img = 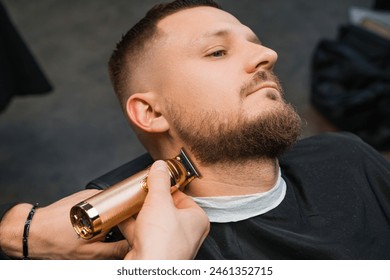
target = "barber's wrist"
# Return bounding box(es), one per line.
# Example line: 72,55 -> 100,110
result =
0,203 -> 34,258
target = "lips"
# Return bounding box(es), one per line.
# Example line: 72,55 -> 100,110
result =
246,82 -> 279,97
240,71 -> 283,98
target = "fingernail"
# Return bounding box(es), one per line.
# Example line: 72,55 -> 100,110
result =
153,160 -> 167,171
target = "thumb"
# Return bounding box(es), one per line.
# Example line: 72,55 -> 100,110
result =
144,160 -> 172,205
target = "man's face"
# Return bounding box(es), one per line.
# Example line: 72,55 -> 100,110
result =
155,7 -> 281,118
147,6 -> 301,164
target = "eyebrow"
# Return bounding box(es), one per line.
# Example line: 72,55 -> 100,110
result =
191,27 -> 262,46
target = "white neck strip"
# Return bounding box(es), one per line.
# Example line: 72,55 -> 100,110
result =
191,169 -> 286,223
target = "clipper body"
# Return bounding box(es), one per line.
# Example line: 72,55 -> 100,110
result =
70,149 -> 200,239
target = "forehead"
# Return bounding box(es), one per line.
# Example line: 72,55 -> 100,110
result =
157,6 -> 246,43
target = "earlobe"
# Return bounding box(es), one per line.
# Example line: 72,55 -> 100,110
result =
126,93 -> 170,133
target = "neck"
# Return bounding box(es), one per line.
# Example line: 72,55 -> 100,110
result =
184,157 -> 279,197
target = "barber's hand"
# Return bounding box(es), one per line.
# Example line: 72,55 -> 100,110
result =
0,190 -> 129,259
119,160 -> 210,260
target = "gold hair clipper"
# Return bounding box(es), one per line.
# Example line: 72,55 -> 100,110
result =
70,149 -> 200,240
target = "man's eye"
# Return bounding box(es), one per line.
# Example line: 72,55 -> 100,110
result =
208,50 -> 227,57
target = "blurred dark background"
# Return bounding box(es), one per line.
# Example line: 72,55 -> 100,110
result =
1,0 -> 388,206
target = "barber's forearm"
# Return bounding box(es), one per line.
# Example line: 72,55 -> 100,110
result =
0,203 -> 33,258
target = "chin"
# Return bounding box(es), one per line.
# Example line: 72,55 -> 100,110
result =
265,91 -> 280,100
245,98 -> 286,118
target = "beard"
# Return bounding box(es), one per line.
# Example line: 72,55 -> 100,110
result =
165,71 -> 302,165
166,100 -> 302,165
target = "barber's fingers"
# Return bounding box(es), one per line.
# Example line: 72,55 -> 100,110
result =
172,189 -> 199,209
173,191 -> 210,237
118,216 -> 136,247
118,161 -> 171,244
144,160 -> 173,206
75,239 -> 130,260
98,239 -> 130,259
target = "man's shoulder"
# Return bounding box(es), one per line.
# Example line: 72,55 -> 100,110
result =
280,132 -> 377,165
289,132 -> 366,153
296,131 -> 364,149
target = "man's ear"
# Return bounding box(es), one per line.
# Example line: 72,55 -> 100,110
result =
126,92 -> 170,133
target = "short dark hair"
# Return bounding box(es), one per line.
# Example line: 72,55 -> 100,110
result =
108,0 -> 222,106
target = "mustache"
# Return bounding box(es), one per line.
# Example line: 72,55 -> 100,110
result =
239,70 -> 284,97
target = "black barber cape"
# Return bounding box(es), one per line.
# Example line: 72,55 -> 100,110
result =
0,132 -> 389,259
196,133 -> 390,259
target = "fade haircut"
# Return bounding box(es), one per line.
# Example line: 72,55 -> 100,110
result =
108,0 -> 222,107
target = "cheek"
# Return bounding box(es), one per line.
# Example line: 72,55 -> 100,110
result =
159,58 -> 243,113
179,67 -> 241,109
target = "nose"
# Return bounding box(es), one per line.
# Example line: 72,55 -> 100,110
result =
245,44 -> 278,73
